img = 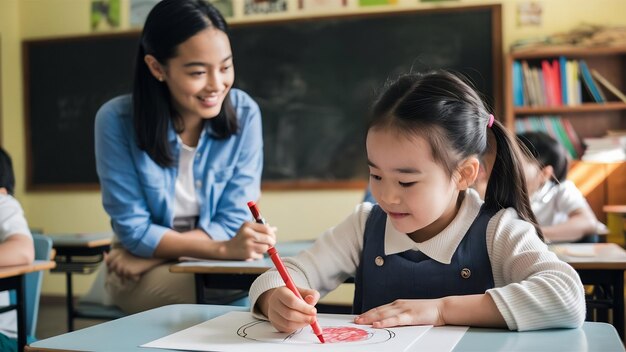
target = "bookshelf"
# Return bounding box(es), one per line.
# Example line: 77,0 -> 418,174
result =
504,45 -> 626,223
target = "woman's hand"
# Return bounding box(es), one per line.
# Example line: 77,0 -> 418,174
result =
258,286 -> 320,333
104,248 -> 166,281
354,298 -> 446,328
221,221 -> 276,260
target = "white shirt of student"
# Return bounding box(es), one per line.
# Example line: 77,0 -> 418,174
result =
173,141 -> 200,231
0,194 -> 32,338
531,180 -> 592,226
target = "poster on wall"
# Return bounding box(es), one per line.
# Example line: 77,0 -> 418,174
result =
517,1 -> 543,27
130,0 -> 160,27
91,0 -> 121,31
130,0 -> 233,28
244,0 -> 288,15
299,0 -> 347,10
358,0 -> 398,6
209,0 -> 234,17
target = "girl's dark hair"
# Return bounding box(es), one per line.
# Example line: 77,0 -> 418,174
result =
0,147 -> 15,195
133,0 -> 237,167
368,70 -> 543,240
517,131 -> 569,182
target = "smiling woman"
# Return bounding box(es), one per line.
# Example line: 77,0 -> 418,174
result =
93,0 -> 276,314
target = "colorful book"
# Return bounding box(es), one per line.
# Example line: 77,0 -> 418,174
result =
512,61 -> 525,106
559,56 -> 568,105
591,69 -> 626,103
535,68 -> 546,106
541,60 -> 554,106
561,118 -> 584,158
551,59 -> 562,106
566,60 -> 576,105
516,116 -> 578,159
521,61 -> 536,106
578,60 -> 605,103
569,60 -> 581,105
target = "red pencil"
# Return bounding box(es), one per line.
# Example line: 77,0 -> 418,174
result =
247,201 -> 325,343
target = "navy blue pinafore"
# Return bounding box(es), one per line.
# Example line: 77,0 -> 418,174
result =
352,205 -> 496,314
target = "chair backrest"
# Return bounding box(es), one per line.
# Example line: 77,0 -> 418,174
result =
16,234 -> 53,340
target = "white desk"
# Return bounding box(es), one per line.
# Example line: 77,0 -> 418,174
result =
27,304 -> 625,352
170,240 -> 314,303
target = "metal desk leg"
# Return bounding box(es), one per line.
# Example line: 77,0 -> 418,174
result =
66,271 -> 74,331
194,274 -> 206,304
16,276 -> 25,352
614,271 -> 624,340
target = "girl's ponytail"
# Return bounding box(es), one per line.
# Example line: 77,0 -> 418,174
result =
484,119 -> 543,240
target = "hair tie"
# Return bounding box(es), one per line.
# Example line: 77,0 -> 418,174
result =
487,114 -> 494,128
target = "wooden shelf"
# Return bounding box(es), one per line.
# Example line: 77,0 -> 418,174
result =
513,102 -> 626,115
510,45 -> 626,59
504,45 -> 626,223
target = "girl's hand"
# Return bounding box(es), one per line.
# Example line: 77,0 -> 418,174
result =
258,286 -> 320,333
354,299 -> 446,328
222,221 -> 276,260
104,248 -> 166,281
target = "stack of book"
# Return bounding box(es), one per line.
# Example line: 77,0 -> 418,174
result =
581,131 -> 626,163
512,57 -> 626,107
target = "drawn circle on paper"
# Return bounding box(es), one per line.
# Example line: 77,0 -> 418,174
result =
237,320 -> 395,345
322,326 -> 369,343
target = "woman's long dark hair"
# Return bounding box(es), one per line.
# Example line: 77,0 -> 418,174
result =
133,0 -> 237,167
368,70 -> 543,240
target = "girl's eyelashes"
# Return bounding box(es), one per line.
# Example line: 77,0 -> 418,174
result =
399,181 -> 416,188
369,174 -> 381,181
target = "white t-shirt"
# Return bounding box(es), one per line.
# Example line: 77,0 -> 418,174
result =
0,194 -> 32,338
531,180 -> 592,226
173,142 -> 200,231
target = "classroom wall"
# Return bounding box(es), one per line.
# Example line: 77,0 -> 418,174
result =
2,0 -> 625,296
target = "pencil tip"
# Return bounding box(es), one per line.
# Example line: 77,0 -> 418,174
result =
318,334 -> 325,343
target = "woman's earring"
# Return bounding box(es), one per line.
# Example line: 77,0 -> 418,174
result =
157,76 -> 164,82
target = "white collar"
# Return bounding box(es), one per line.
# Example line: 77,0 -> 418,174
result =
383,189 -> 483,264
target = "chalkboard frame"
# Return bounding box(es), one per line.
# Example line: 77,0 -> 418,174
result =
22,4 -> 502,191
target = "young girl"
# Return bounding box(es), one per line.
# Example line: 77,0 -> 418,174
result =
95,0 -> 275,314
249,71 -> 585,332
518,131 -> 605,243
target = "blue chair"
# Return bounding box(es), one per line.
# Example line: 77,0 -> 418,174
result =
9,234 -> 53,343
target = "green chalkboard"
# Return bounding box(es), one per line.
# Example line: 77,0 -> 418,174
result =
22,5 -> 501,190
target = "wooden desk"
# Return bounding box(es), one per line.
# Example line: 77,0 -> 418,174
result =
0,260 -> 56,352
170,240 -> 314,304
27,304 -> 624,352
47,232 -> 113,331
551,243 -> 626,339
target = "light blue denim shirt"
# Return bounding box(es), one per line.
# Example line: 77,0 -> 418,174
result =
95,89 -> 263,258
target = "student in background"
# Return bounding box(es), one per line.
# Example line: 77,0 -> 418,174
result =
518,131 -> 604,243
249,71 -> 584,333
95,0 -> 275,314
0,148 -> 34,351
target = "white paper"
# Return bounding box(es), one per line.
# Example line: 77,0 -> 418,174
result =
564,244 -> 597,257
142,311 -> 431,352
